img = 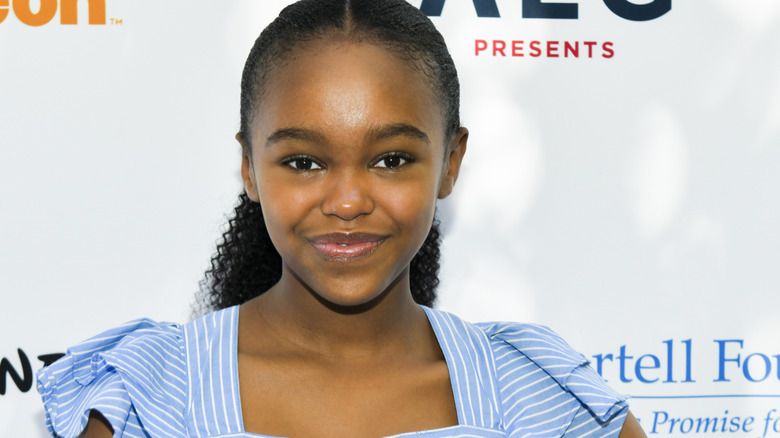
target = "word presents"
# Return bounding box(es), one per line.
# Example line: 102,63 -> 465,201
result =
0,0 -> 105,26
476,40 -> 615,59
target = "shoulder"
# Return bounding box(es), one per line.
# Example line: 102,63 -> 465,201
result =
37,315 -> 188,437
477,320 -> 629,436
423,307 -> 629,437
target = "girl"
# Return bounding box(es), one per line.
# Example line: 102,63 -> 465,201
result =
38,0 -> 645,436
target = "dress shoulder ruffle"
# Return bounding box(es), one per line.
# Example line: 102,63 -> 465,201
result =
36,318 -> 188,437
477,321 -> 628,436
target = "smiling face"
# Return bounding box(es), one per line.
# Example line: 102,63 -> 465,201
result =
240,40 -> 466,309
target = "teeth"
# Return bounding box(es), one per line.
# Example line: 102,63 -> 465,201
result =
338,243 -> 348,247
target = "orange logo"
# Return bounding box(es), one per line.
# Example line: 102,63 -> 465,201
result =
0,0 -> 106,26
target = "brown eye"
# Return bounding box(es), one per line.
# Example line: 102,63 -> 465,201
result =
374,153 -> 413,169
294,158 -> 313,170
284,156 -> 323,171
382,156 -> 402,168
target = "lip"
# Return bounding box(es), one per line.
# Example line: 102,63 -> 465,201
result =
308,232 -> 388,262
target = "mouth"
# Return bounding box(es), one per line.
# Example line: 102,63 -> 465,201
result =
308,232 -> 388,262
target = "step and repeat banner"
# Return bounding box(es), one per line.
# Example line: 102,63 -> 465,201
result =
1,0 -> 779,436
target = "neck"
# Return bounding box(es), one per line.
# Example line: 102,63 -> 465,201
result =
244,268 -> 427,361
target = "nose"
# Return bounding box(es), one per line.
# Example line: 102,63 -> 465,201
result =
320,171 -> 375,221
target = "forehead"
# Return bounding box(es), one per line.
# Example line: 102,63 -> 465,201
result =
251,40 -> 444,147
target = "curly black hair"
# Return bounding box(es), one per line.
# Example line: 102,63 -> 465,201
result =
197,0 -> 460,312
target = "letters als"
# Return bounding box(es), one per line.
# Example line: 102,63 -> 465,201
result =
420,0 -> 671,21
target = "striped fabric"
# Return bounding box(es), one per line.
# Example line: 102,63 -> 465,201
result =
37,306 -> 628,437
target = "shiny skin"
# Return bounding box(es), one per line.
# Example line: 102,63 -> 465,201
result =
240,41 -> 466,310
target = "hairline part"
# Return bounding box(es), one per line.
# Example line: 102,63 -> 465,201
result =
242,34 -> 454,154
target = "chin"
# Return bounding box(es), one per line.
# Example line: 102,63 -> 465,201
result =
305,275 -> 403,313
309,290 -> 385,314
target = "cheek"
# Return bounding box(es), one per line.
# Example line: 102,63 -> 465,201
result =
256,172 -> 319,239
379,178 -> 438,232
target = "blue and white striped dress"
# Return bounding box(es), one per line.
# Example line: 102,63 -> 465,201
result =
37,306 -> 628,437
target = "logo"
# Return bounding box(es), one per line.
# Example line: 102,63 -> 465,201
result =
422,0 -> 673,59
1,348 -> 64,395
421,0 -> 671,21
0,0 -> 107,26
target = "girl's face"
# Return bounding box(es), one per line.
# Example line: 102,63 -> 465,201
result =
241,40 -> 466,308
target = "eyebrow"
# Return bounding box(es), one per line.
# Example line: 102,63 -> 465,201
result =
266,128 -> 327,147
367,123 -> 430,144
265,123 -> 430,147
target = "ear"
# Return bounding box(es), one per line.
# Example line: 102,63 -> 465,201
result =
438,127 -> 468,199
237,132 -> 260,202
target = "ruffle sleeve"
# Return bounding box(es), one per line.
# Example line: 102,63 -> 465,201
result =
36,318 -> 188,437
478,322 -> 628,435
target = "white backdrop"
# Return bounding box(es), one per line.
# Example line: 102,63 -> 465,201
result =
1,0 -> 779,436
